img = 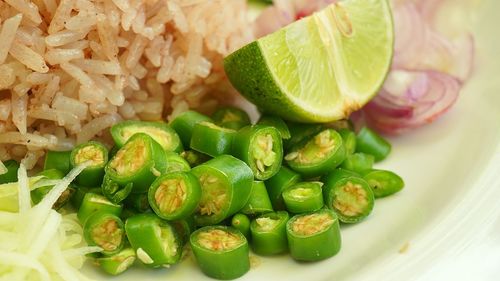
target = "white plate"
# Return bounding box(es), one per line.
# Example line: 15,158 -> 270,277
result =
83,1 -> 500,280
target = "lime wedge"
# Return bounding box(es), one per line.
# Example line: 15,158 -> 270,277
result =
224,0 -> 394,122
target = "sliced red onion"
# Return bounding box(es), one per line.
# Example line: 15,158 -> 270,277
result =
364,70 -> 461,135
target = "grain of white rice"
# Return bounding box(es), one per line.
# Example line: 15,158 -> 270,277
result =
45,29 -> 88,47
13,82 -> 31,97
5,0 -> 43,25
59,62 -> 96,89
61,40 -> 89,50
76,113 -> 121,144
0,14 -> 23,64
9,41 -> 49,73
26,73 -> 51,85
42,0 -> 57,17
45,48 -> 84,65
73,59 -> 122,75
52,94 -> 88,120
38,76 -> 60,104
0,65 -> 16,89
11,94 -> 28,135
47,0 -> 74,34
0,100 -> 12,121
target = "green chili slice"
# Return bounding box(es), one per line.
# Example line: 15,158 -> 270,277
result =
170,110 -> 213,148
212,106 -> 251,130
180,150 -> 211,167
191,155 -> 253,226
340,152 -> 375,174
264,166 -> 301,210
84,212 -> 125,256
240,181 -> 274,215
190,122 -> 236,157
77,192 -> 123,224
355,127 -> 391,162
338,128 -> 357,155
101,174 -> 133,204
124,193 -> 151,213
285,129 -> 346,178
95,247 -> 136,276
110,120 -> 183,153
171,217 -> 196,246
363,169 -> 405,198
0,160 -> 19,184
250,211 -> 289,256
284,123 -> 325,150
71,186 -> 102,209
125,213 -> 182,267
44,150 -> 71,174
282,182 -> 324,214
105,133 -> 167,193
231,213 -> 251,240
190,226 -> 250,280
286,209 -> 341,261
322,169 -> 375,223
165,152 -> 191,173
148,171 -> 201,221
70,141 -> 108,187
257,115 -> 291,140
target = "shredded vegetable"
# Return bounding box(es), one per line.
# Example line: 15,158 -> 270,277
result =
0,164 -> 100,281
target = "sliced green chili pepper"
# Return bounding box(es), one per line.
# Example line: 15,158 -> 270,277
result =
231,213 -> 251,240
31,169 -> 74,209
264,166 -> 301,210
240,181 -> 273,215
71,186 -> 102,209
95,247 -> 136,275
338,128 -> 357,155
165,152 -> 190,173
124,193 -> 151,213
148,171 -> 201,221
180,150 -> 211,167
108,145 -> 119,159
44,150 -> 71,174
231,125 -> 282,180
363,169 -> 405,198
110,120 -> 183,153
70,141 -> 108,187
191,155 -> 253,226
284,123 -> 325,150
77,192 -> 123,224
285,128 -> 346,178
190,122 -> 236,157
355,127 -> 391,162
101,174 -> 133,204
250,211 -> 289,256
84,212 -> 125,256
340,153 -> 375,174
170,110 -> 213,148
212,106 -> 251,130
286,209 -> 341,261
190,226 -> 250,280
125,213 -> 182,267
171,216 -> 196,246
105,133 -> 167,193
0,160 -> 19,184
257,115 -> 291,139
329,119 -> 354,131
322,169 -> 375,223
282,182 -> 324,214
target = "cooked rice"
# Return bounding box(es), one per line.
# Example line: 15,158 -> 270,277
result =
0,0 -> 253,167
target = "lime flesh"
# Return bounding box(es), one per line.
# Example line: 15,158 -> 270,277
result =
224,0 -> 394,122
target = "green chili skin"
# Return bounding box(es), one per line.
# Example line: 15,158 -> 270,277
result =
101,174 -> 133,204
363,169 -> 405,198
171,216 -> 196,246
338,129 -> 357,155
240,181 -> 274,215
44,150 -> 71,174
70,141 -> 108,187
191,155 -> 253,226
165,152 -> 191,173
124,193 -> 151,213
257,115 -> 291,139
105,133 -> 167,193
231,213 -> 251,240
190,226 -> 250,280
250,211 -> 289,256
264,166 -> 302,210
190,122 -> 236,157
285,129 -> 346,178
284,123 -> 325,150
71,186 -> 102,209
170,110 -> 213,148
110,120 -> 183,153
77,193 -> 123,224
0,160 -> 19,184
286,209 -> 341,262
322,169 -> 375,223
340,153 -> 375,174
181,150 -> 211,167
231,125 -> 283,180
355,127 -> 391,162
282,182 -> 324,214
95,247 -> 136,275
125,213 -> 182,267
84,212 -> 125,256
212,106 -> 251,130
148,171 -> 201,221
